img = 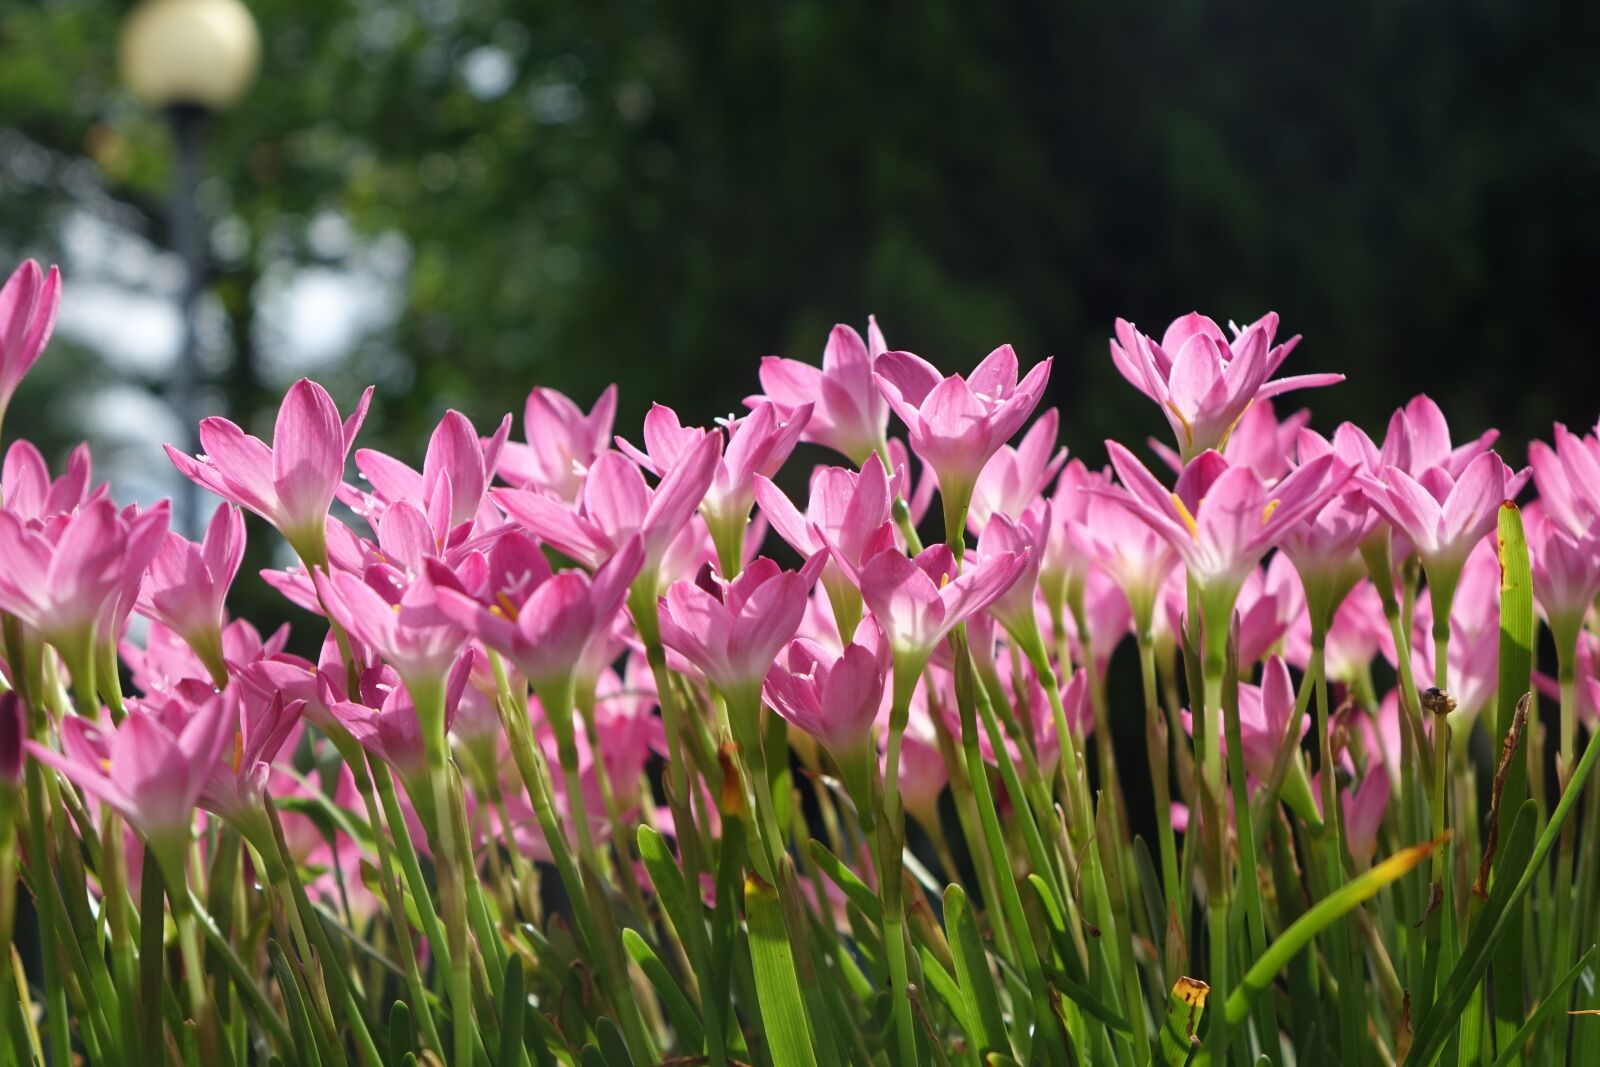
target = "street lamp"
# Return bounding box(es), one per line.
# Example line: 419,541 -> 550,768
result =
119,0 -> 260,535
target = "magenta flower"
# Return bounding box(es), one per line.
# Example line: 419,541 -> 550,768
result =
657,553 -> 825,699
436,534 -> 643,696
0,497 -> 169,662
26,693 -> 235,840
1276,425 -> 1380,619
754,320 -> 890,464
0,260 -> 61,434
1397,539 -> 1501,723
1528,421 -> 1600,539
875,344 -> 1052,511
167,378 -> 373,563
858,542 -> 1028,687
136,685 -> 304,825
1529,506 -> 1600,645
764,619 -> 889,801
968,409 -> 1067,533
497,385 -> 618,502
494,437 -> 720,580
136,505 -> 245,685
1110,312 -> 1341,463
1342,767 -> 1391,866
1357,450 -> 1528,602
1101,443 -> 1346,611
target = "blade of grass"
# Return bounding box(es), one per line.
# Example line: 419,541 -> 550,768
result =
1489,947 -> 1596,1067
745,869 -> 820,1067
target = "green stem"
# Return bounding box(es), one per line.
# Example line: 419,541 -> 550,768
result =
1138,634 -> 1182,924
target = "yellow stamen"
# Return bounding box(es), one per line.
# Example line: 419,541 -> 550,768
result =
230,731 -> 244,774
1170,493 -> 1200,541
494,592 -> 521,621
1261,499 -> 1281,525
1218,397 -> 1254,452
1164,401 -> 1195,450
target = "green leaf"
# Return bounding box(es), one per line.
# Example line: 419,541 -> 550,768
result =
496,957 -> 525,1067
268,939 -> 322,1067
944,884 -> 1011,1060
745,869 -> 820,1067
622,928 -> 705,1051
636,826 -> 705,962
1205,834 -> 1443,1051
1491,501 -> 1534,1049
1154,977 -> 1208,1066
389,1000 -> 415,1059
596,1018 -> 635,1067
1490,946 -> 1597,1067
807,839 -> 883,925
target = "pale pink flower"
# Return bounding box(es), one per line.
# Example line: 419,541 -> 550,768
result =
136,505 -> 245,683
1067,491 -> 1178,634
1110,312 -> 1340,462
1529,421 -> 1600,539
1100,443 -> 1346,612
345,409 -> 511,540
1529,505 -> 1600,644
968,409 -> 1067,532
858,542 -> 1028,678
0,260 -> 61,432
657,553 -> 825,697
167,378 -> 373,562
497,385 -> 618,502
753,320 -> 890,463
1232,554 -> 1306,666
494,438 -> 719,579
2,440 -> 100,521
875,344 -> 1052,506
764,619 -> 889,775
27,692 -> 235,840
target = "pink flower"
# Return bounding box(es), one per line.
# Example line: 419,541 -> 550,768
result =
0,497 -> 169,658
2,440 -> 99,522
1067,492 -> 1178,633
325,659 -> 473,793
162,685 -> 303,824
497,385 -> 618,502
1380,394 -> 1498,478
167,378 -> 373,562
897,707 -> 950,828
346,409 -> 511,540
968,409 -> 1067,532
1285,580 -> 1391,686
1277,426 -> 1380,616
753,320 -> 890,464
1529,505 -> 1600,643
1110,312 -> 1341,462
314,565 -> 469,694
26,693 -> 235,839
859,542 -> 1028,675
1181,654 -> 1317,821
0,260 -> 61,432
1148,400 -> 1311,483
137,505 -> 245,683
1357,450 -> 1528,598
436,534 -> 644,696
1101,443 -> 1346,609
764,619 -> 889,766
974,506 -> 1048,643
1529,421 -> 1600,540
1232,554 -> 1306,666
754,453 -> 897,639
620,402 -> 810,563
494,437 -> 719,580
657,553 -> 825,697
1038,459 -> 1108,614
1341,767 -> 1391,865
874,345 -> 1052,505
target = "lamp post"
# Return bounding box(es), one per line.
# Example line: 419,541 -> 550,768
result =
120,0 -> 260,535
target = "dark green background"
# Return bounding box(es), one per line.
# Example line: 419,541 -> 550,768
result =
4,0 -> 1598,542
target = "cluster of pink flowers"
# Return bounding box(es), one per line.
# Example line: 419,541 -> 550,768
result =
5,255 -> 1598,1063
3,255 -> 1585,863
